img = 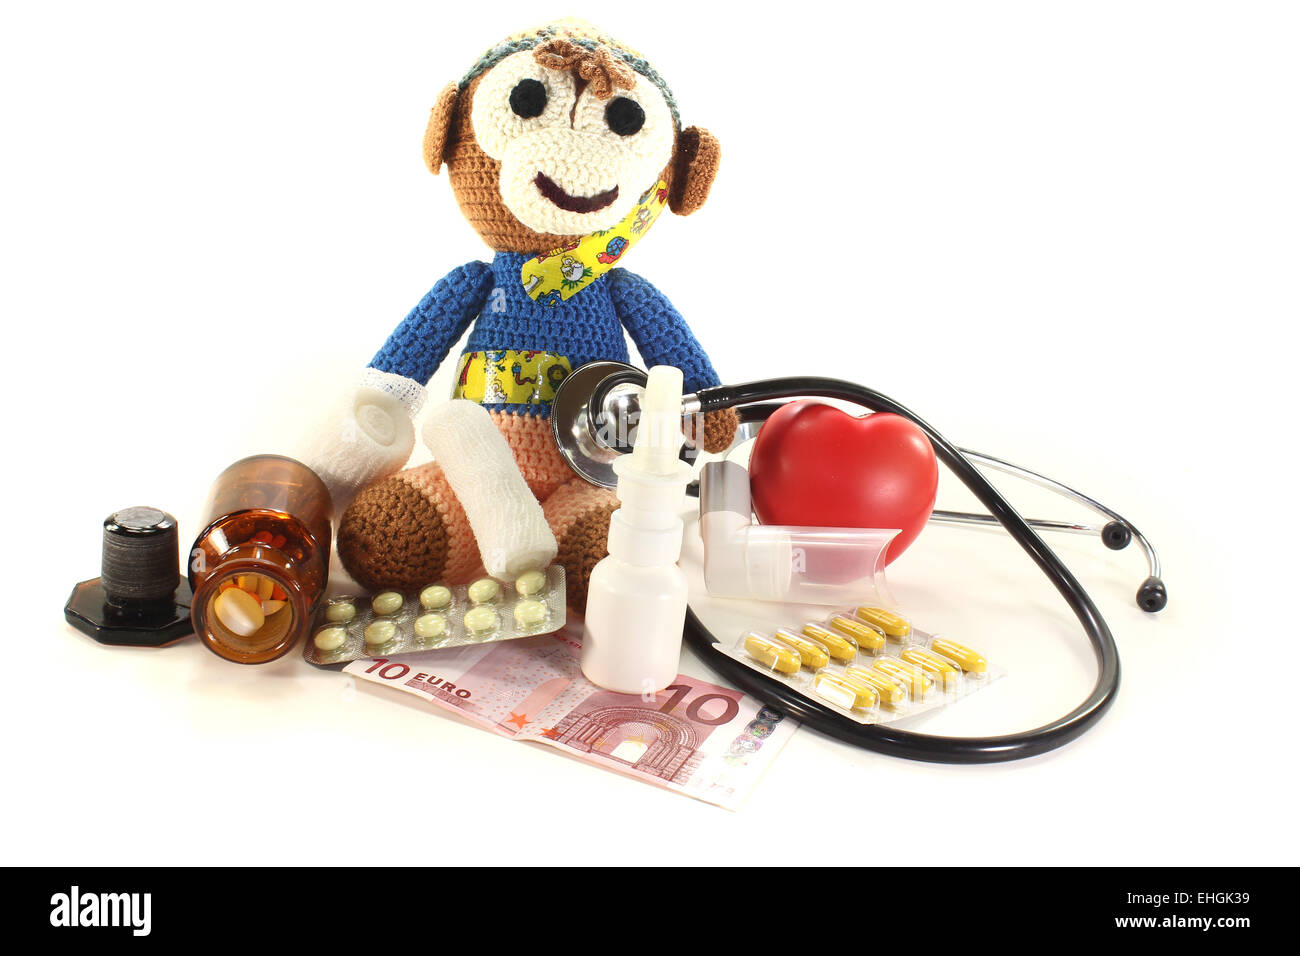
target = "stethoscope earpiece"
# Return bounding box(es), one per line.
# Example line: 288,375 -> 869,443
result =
1138,576 -> 1169,613
1102,520 -> 1132,550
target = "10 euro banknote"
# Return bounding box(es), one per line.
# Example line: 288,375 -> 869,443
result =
344,627 -> 797,810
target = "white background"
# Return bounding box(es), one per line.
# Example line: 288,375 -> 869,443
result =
2,1 -> 1296,865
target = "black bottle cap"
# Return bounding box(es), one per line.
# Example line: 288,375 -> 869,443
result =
101,507 -> 180,602
65,506 -> 193,647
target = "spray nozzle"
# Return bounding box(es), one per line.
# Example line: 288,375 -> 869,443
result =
628,366 -> 685,477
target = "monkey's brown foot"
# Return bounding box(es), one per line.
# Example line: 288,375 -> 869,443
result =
336,462 -> 482,593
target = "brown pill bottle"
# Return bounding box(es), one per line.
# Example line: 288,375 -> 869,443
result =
188,455 -> 333,664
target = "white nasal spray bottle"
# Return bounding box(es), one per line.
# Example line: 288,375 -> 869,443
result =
580,365 -> 693,695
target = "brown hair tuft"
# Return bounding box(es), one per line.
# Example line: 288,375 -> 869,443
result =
532,39 -> 635,100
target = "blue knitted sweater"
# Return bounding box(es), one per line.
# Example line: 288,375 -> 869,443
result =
368,252 -> 722,417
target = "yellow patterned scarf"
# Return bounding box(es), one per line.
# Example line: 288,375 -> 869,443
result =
521,179 -> 668,305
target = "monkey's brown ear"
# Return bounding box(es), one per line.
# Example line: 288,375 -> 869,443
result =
422,83 -> 459,175
668,126 -> 720,215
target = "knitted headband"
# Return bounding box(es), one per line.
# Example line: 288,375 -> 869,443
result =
459,20 -> 681,129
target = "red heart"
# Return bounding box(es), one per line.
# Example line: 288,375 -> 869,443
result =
748,402 -> 938,565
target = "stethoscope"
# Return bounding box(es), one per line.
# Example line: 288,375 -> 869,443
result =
552,362 -> 1166,764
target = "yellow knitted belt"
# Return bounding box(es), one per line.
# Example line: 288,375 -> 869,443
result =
451,350 -> 573,406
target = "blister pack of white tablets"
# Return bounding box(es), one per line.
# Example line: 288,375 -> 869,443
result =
715,604 -> 1002,725
303,565 -> 567,666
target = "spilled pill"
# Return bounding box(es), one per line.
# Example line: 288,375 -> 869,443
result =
313,626 -> 347,652
873,657 -> 934,698
513,599 -> 548,628
901,647 -> 962,690
413,613 -> 447,641
515,569 -> 547,597
929,637 -> 988,674
772,628 -> 830,670
813,672 -> 879,711
325,601 -> 356,623
468,578 -> 500,605
419,585 -> 452,610
855,606 -> 910,639
844,665 -> 908,707
213,586 -> 264,638
801,622 -> 858,662
372,592 -> 404,616
364,620 -> 397,646
828,615 -> 886,653
743,633 -> 802,675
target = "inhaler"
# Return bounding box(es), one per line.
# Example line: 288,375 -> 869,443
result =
580,366 -> 692,694
698,461 -> 898,606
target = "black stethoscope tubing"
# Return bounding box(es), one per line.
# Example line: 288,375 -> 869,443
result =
682,377 -> 1121,764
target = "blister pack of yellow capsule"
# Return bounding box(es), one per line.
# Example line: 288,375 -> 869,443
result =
303,566 -> 566,667
718,605 -> 1001,724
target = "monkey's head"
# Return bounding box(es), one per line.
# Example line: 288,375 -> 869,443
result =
421,20 -> 720,253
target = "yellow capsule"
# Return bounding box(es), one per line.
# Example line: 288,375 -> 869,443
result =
930,637 -> 988,674
813,672 -> 879,712
744,633 -> 802,676
855,606 -> 910,639
828,615 -> 886,653
771,628 -> 830,670
901,646 -> 962,690
800,623 -> 857,662
873,658 -> 934,698
844,665 -> 907,707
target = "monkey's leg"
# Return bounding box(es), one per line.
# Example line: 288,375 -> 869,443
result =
336,462 -> 484,592
493,412 -> 618,611
490,410 -> 573,501
542,478 -> 619,613
338,411 -> 593,595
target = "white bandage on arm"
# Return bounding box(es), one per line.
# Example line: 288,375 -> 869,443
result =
422,400 -> 558,579
300,369 -> 422,512
359,367 -> 428,416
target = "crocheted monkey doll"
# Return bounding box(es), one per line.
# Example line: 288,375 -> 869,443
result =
309,20 -> 737,611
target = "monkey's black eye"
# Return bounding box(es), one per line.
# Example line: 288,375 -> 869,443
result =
605,97 -> 645,136
509,78 -> 547,118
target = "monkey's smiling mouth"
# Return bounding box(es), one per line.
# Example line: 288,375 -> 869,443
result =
534,172 -> 619,214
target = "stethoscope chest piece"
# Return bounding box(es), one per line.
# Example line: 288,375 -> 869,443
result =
550,360 -> 648,490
